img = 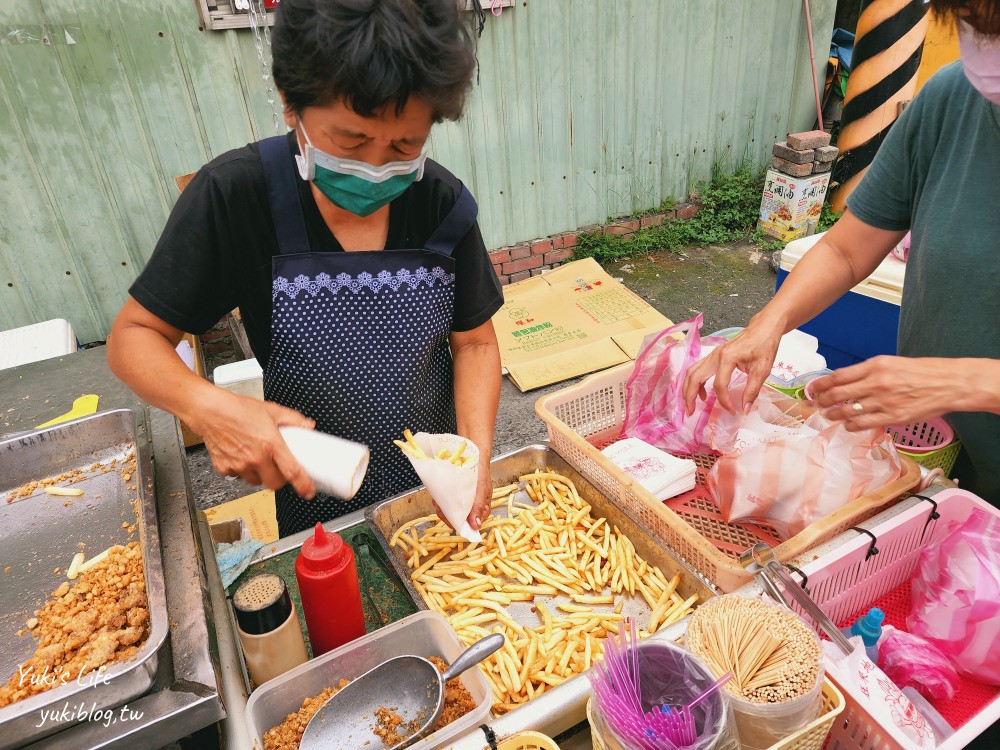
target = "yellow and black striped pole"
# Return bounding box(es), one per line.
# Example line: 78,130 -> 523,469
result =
830,0 -> 930,212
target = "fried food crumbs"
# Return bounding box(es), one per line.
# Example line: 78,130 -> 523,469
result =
373,706 -> 413,746
53,568 -> 60,575
262,657 -> 476,750
262,679 -> 350,750
0,542 -> 150,708
4,451 -> 137,504
3,567 -> 10,573
428,656 -> 476,729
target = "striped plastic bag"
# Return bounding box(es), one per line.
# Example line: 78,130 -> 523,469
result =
704,387 -> 904,537
621,314 -> 740,455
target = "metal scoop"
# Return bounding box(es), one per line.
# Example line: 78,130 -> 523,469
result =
299,633 -> 504,750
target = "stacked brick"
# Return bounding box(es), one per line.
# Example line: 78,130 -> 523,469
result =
770,130 -> 839,179
488,202 -> 701,285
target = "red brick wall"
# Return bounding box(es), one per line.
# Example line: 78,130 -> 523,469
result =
489,202 -> 700,285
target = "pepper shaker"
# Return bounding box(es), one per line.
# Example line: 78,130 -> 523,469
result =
233,573 -> 309,686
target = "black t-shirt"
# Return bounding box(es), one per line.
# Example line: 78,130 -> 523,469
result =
130,132 -> 503,364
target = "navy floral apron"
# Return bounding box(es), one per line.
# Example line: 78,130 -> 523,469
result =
258,135 -> 477,537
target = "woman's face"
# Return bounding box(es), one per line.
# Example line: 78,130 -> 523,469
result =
284,96 -> 434,167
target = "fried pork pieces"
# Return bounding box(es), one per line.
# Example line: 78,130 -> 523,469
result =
0,542 -> 149,707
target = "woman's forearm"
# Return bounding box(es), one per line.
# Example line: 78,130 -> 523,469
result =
752,210 -> 907,335
106,299 -> 225,433
451,323 -> 501,458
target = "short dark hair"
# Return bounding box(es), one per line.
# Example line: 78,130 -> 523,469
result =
931,0 -> 1000,35
272,0 -> 477,122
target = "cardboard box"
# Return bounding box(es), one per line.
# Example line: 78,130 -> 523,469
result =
756,169 -> 831,242
492,257 -> 672,391
203,489 -> 278,544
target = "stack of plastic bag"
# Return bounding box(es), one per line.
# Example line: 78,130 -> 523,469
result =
821,637 -> 939,747
600,437 -> 697,500
767,329 -> 828,389
706,387 -> 905,537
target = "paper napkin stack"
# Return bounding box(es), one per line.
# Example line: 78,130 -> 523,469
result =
601,437 -> 698,501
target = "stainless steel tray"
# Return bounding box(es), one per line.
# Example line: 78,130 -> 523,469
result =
368,444 -> 714,613
366,444 -> 716,730
0,409 -> 169,748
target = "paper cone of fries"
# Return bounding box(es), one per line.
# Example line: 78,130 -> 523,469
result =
396,431 -> 481,542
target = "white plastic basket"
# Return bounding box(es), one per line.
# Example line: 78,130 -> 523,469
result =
786,489 -> 1000,749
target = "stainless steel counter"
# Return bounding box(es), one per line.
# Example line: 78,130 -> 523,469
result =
0,348 -> 225,749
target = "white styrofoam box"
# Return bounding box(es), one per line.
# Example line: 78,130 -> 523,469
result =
213,358 -> 264,401
0,319 -> 78,371
781,232 -> 904,305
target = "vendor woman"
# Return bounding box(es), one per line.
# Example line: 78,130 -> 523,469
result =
108,0 -> 503,536
684,0 -> 1000,504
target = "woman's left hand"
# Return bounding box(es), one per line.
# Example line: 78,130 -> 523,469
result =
428,455 -> 492,534
468,463 -> 493,532
808,356 -> 957,429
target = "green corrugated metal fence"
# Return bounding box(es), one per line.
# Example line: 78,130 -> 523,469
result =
0,0 -> 834,344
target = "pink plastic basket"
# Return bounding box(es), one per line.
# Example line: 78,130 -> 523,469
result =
887,419 -> 962,477
784,489 -> 1000,750
887,418 -> 954,455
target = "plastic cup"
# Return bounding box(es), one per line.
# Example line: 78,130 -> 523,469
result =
589,640 -> 733,750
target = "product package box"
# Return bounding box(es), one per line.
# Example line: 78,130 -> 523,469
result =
757,169 -> 831,242
492,257 -> 672,391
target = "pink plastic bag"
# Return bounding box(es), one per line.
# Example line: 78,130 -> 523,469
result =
877,625 -> 961,701
621,314 -> 741,455
705,387 -> 905,537
907,508 -> 1000,685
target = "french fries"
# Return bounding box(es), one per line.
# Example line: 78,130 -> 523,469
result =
394,429 -> 472,466
42,486 -> 83,497
390,469 -> 700,714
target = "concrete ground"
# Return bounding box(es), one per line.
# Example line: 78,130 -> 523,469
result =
188,240 -> 777,510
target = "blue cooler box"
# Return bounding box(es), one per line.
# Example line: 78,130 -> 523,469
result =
776,234 -> 904,370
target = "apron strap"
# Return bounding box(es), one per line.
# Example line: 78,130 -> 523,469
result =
424,185 -> 478,258
259,135 -> 311,257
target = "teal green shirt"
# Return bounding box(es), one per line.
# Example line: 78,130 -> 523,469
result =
847,62 -> 1000,504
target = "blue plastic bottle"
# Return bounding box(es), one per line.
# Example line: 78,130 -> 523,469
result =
841,607 -> 884,661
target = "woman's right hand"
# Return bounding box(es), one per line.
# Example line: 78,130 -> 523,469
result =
188,389 -> 318,498
682,321 -> 783,415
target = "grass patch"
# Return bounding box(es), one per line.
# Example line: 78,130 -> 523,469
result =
574,162 -> 841,263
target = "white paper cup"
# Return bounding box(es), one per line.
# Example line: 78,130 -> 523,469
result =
278,427 -> 369,501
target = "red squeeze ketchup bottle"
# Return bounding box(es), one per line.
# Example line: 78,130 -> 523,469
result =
295,522 -> 366,656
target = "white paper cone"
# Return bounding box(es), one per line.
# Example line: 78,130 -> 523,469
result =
279,427 -> 370,501
406,432 -> 481,542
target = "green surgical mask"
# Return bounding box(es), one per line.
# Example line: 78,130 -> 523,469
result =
294,121 -> 428,217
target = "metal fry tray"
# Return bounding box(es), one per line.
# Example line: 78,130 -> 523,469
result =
0,409 -> 169,749
366,442 -> 715,635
